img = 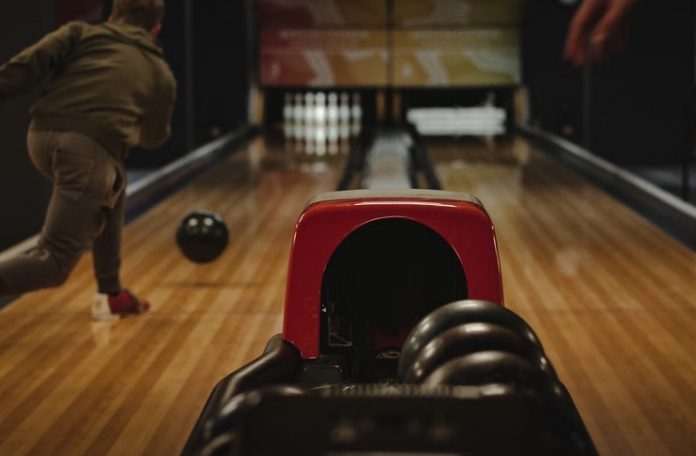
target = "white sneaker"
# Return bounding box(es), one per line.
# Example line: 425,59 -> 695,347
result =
92,293 -> 119,321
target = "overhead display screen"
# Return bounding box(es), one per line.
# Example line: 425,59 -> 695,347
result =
257,0 -> 521,87
393,30 -> 520,86
260,29 -> 388,86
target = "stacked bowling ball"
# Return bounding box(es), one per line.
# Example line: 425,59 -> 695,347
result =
398,300 -> 591,443
398,300 -> 553,385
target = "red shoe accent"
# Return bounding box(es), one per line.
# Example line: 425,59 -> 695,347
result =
108,289 -> 150,315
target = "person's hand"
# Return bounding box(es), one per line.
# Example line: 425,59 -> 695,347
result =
564,0 -> 636,66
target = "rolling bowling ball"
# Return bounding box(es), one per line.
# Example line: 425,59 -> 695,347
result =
176,211 -> 229,263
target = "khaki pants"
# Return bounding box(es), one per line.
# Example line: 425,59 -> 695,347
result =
0,129 -> 126,296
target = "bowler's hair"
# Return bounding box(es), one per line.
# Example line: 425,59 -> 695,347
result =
111,0 -> 165,31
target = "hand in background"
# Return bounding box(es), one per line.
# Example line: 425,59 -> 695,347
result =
564,0 -> 636,66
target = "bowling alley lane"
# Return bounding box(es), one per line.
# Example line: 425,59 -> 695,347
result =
428,134 -> 696,456
0,137 -> 344,455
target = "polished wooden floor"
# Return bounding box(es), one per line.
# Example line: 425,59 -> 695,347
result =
0,134 -> 695,455
431,137 -> 696,456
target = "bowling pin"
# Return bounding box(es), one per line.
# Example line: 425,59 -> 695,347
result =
314,112 -> 326,156
315,92 -> 329,156
339,92 -> 351,124
304,92 -> 315,125
293,92 -> 304,126
283,93 -> 293,125
327,92 -> 339,125
315,92 -> 326,125
283,93 -> 294,142
351,92 -> 362,137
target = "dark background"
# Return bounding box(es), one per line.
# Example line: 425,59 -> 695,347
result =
523,0 -> 695,166
0,0 -> 56,251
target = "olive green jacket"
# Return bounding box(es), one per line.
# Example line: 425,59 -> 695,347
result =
0,20 -> 176,160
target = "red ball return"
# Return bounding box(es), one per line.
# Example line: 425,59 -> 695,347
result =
183,189 -> 596,456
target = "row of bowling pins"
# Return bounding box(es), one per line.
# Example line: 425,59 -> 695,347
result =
283,91 -> 363,155
284,120 -> 359,144
284,91 -> 362,126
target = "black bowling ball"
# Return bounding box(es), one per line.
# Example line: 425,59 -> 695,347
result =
176,211 -> 229,263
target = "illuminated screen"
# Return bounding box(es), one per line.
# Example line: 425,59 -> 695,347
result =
259,0 -> 388,27
393,0 -> 522,27
260,28 -> 388,86
393,30 -> 520,87
257,0 -> 521,88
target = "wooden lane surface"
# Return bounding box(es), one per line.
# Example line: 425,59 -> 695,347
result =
0,138 -> 343,455
429,136 -> 696,456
